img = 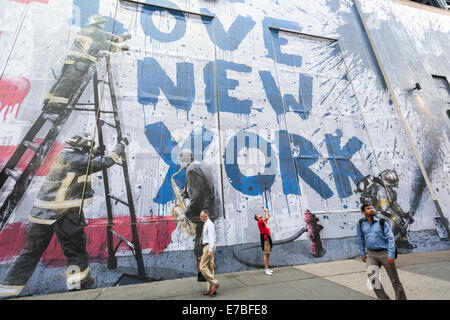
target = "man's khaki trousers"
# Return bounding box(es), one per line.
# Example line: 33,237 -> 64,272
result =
366,249 -> 407,300
199,244 -> 217,291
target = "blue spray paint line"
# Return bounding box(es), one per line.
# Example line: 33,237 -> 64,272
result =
145,121 -> 214,205
137,58 -> 195,119
224,132 -> 277,196
200,8 -> 256,51
204,60 -> 252,115
324,129 -> 364,198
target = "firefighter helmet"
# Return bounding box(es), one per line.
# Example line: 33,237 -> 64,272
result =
380,169 -> 399,187
355,175 -> 373,193
65,133 -> 94,150
86,14 -> 107,27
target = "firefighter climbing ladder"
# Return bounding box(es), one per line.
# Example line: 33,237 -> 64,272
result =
0,55 -> 147,282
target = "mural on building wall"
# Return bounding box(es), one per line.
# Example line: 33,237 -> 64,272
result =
0,0 -> 448,298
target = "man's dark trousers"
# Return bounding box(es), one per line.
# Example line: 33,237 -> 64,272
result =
1,208 -> 89,286
367,249 -> 407,300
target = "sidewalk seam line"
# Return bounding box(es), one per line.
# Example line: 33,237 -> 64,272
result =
92,288 -> 105,300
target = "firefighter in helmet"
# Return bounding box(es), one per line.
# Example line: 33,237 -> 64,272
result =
0,133 -> 125,298
43,14 -> 131,114
355,169 -> 416,249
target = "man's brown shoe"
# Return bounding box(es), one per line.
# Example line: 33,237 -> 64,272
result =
209,283 -> 219,295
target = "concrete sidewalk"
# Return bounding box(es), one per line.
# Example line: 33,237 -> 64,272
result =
14,250 -> 450,300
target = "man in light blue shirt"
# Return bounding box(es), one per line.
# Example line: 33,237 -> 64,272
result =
199,209 -> 219,296
357,204 -> 407,300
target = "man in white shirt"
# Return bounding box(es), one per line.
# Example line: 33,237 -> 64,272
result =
199,209 -> 219,296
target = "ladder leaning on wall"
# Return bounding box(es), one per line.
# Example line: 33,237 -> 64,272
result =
0,55 -> 148,283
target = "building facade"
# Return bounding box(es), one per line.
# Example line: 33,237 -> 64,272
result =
0,0 -> 449,297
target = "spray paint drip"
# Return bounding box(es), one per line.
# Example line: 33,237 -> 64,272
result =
0,75 -> 31,120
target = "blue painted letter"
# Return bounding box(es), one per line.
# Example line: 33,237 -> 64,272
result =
200,8 -> 255,51
224,131 -> 276,196
262,17 -> 303,67
140,2 -> 186,42
324,129 -> 364,198
145,121 -> 214,205
288,131 -> 334,199
204,60 -> 252,115
276,130 -> 300,195
259,71 -> 313,119
138,57 -> 195,117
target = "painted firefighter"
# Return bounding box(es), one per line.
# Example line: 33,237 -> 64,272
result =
43,14 -> 131,114
354,169 -> 416,249
0,133 -> 125,298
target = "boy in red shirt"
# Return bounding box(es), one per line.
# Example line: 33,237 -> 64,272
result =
254,207 -> 273,275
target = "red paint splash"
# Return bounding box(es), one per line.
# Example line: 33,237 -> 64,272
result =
0,75 -> 31,120
0,140 -> 65,176
0,215 -> 177,267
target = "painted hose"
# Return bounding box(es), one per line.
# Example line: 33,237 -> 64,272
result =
232,226 -> 307,268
